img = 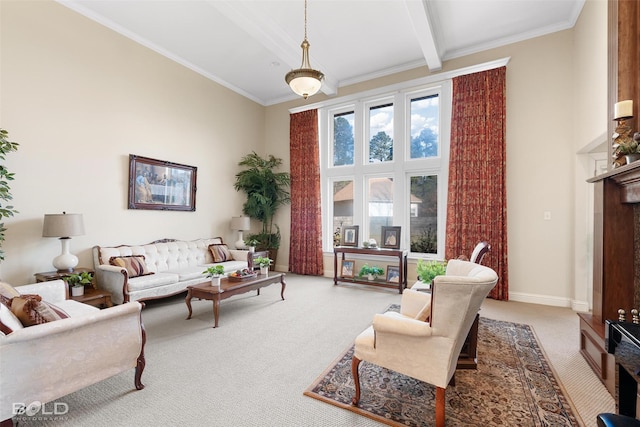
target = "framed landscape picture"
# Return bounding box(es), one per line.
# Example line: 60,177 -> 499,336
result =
128,154 -> 197,211
341,225 -> 359,247
341,260 -> 355,278
381,226 -> 401,249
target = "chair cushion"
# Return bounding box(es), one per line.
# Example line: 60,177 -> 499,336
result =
209,244 -> 233,262
110,255 -> 153,277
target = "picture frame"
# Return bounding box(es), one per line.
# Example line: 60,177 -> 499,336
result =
341,225 -> 359,247
386,265 -> 400,283
128,154 -> 197,211
341,260 -> 355,278
381,226 -> 401,249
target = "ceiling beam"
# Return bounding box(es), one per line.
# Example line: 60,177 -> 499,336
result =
404,0 -> 442,72
209,0 -> 337,96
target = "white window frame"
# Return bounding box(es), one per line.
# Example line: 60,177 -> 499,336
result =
320,81 -> 452,259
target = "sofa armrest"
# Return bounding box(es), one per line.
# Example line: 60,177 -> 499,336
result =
15,280 -> 68,304
0,302 -> 145,422
229,249 -> 250,263
94,264 -> 129,305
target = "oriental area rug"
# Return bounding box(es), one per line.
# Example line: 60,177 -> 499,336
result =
304,315 -> 579,427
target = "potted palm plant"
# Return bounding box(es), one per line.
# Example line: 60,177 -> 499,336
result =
234,152 -> 290,267
203,265 -> 225,288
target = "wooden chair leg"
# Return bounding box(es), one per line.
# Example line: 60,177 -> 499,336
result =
351,356 -> 362,405
435,386 -> 445,427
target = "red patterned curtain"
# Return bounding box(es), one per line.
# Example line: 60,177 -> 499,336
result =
289,109 -> 324,275
445,66 -> 508,300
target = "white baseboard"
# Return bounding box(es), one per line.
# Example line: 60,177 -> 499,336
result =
509,291 -> 589,312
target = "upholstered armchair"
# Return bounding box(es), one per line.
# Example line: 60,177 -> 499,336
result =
352,259 -> 498,427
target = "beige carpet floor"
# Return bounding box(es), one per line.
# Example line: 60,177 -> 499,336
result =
13,274 -> 614,426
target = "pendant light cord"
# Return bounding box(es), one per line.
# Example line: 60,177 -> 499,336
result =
304,0 -> 308,41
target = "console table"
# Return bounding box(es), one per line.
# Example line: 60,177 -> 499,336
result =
333,247 -> 407,293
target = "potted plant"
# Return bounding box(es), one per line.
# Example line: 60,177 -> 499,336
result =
66,271 -> 94,297
255,256 -> 272,276
358,264 -> 384,281
0,129 -> 18,262
616,132 -> 640,164
245,238 -> 259,253
203,265 -> 225,288
234,152 -> 290,267
416,259 -> 447,286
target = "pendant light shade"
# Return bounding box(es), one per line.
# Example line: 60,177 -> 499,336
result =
285,0 -> 324,99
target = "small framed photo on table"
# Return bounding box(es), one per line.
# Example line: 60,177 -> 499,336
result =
341,225 -> 359,247
341,260 -> 355,278
381,226 -> 401,249
386,265 -> 400,283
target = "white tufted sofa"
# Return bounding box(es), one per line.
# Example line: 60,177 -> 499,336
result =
92,238 -> 252,305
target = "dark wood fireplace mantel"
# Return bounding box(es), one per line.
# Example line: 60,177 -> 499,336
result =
581,161 -> 640,395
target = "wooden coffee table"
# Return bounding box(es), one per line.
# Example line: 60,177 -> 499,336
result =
185,272 -> 286,328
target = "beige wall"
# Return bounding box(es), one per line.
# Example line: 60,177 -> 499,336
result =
266,2 -> 607,308
1,0 -> 607,310
0,0 -> 264,284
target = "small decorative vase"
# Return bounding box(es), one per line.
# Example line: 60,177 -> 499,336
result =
211,276 -> 221,288
367,274 -> 374,281
71,286 -> 84,297
249,246 -> 255,253
260,266 -> 269,276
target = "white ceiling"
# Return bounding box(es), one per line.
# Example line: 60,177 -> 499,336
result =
56,0 -> 585,106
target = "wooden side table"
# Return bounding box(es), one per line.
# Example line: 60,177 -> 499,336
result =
34,267 -> 94,283
71,287 -> 113,308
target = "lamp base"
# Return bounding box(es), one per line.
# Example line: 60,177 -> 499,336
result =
235,230 -> 247,250
52,237 -> 78,272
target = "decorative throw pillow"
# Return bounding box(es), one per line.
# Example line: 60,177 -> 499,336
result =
109,255 -> 152,278
415,300 -> 432,322
209,244 -> 233,263
9,294 -> 67,327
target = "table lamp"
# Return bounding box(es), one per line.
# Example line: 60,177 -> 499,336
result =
42,212 -> 85,272
230,216 -> 250,249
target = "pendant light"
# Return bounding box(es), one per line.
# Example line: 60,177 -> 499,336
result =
285,0 -> 324,99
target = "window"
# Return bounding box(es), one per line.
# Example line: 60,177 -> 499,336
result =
332,111 -> 354,166
321,82 -> 451,258
368,103 -> 393,163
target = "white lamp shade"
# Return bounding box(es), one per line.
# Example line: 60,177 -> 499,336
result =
230,216 -> 250,231
288,74 -> 323,99
43,213 -> 85,237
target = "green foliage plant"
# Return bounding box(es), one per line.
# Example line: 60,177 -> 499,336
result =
416,259 -> 446,284
66,271 -> 94,288
203,265 -> 225,277
0,129 -> 18,261
254,256 -> 272,268
358,264 -> 384,278
234,152 -> 290,250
